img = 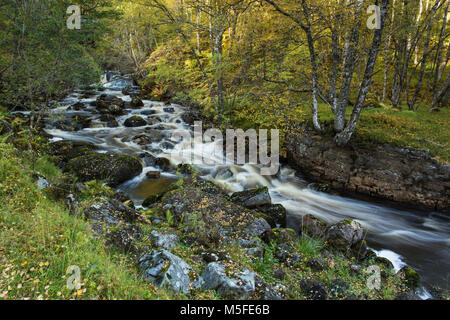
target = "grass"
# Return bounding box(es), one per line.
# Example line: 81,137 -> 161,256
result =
0,137 -> 170,300
294,103 -> 450,163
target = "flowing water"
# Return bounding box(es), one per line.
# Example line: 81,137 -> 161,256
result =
40,75 -> 449,297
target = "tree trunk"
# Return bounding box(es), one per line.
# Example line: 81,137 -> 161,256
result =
334,0 -> 389,145
334,5 -> 362,132
432,3 -> 448,94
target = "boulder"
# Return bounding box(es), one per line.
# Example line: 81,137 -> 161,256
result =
163,107 -> 175,113
142,192 -> 165,207
107,120 -> 119,128
350,239 -> 368,260
270,228 -> 297,244
239,238 -> 264,258
329,279 -> 350,297
215,167 -> 233,180
122,85 -> 140,96
104,104 -> 125,116
275,244 -> 301,267
154,157 -> 175,172
201,262 -> 255,299
177,164 -> 194,175
130,96 -> 144,108
138,250 -> 201,293
49,141 -> 98,165
124,116 -> 147,127
132,134 -> 152,145
231,187 -> 272,208
84,199 -> 144,226
326,219 -> 364,251
67,152 -> 142,186
299,214 -> 327,238
245,218 -> 271,240
397,266 -> 420,290
201,252 -> 220,263
254,204 -> 287,227
139,153 -> 157,166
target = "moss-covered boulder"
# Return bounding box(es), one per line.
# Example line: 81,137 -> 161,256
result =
130,96 -> 144,108
271,228 -> 298,244
67,152 -> 142,186
397,266 -> 420,289
254,203 -> 287,227
49,140 -> 98,164
298,214 -> 327,238
124,115 -> 147,127
142,192 -> 165,207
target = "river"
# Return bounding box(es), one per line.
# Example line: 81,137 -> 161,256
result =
41,74 -> 449,298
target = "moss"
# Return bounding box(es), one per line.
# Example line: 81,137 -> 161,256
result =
271,228 -> 297,244
67,152 -> 142,186
142,193 -> 163,207
398,266 -> 420,289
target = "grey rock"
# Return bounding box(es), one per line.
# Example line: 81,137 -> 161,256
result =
215,168 -> 233,180
326,219 -> 364,251
201,262 -> 255,299
138,250 -> 201,293
231,187 -> 272,208
245,218 -> 271,239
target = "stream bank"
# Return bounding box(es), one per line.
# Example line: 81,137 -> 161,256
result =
286,126 -> 450,213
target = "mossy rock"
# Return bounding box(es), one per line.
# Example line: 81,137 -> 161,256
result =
298,214 -> 327,238
230,186 -> 272,208
271,228 -> 298,244
67,152 -> 142,186
142,193 -> 164,207
43,184 -> 71,201
49,141 -> 98,164
397,266 -> 420,289
375,256 -> 394,270
177,163 -> 194,175
254,204 -> 287,228
124,115 -> 147,127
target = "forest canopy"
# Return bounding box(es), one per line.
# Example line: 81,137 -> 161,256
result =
0,0 -> 448,146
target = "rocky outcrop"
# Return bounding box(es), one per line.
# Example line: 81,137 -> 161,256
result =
286,128 -> 450,213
